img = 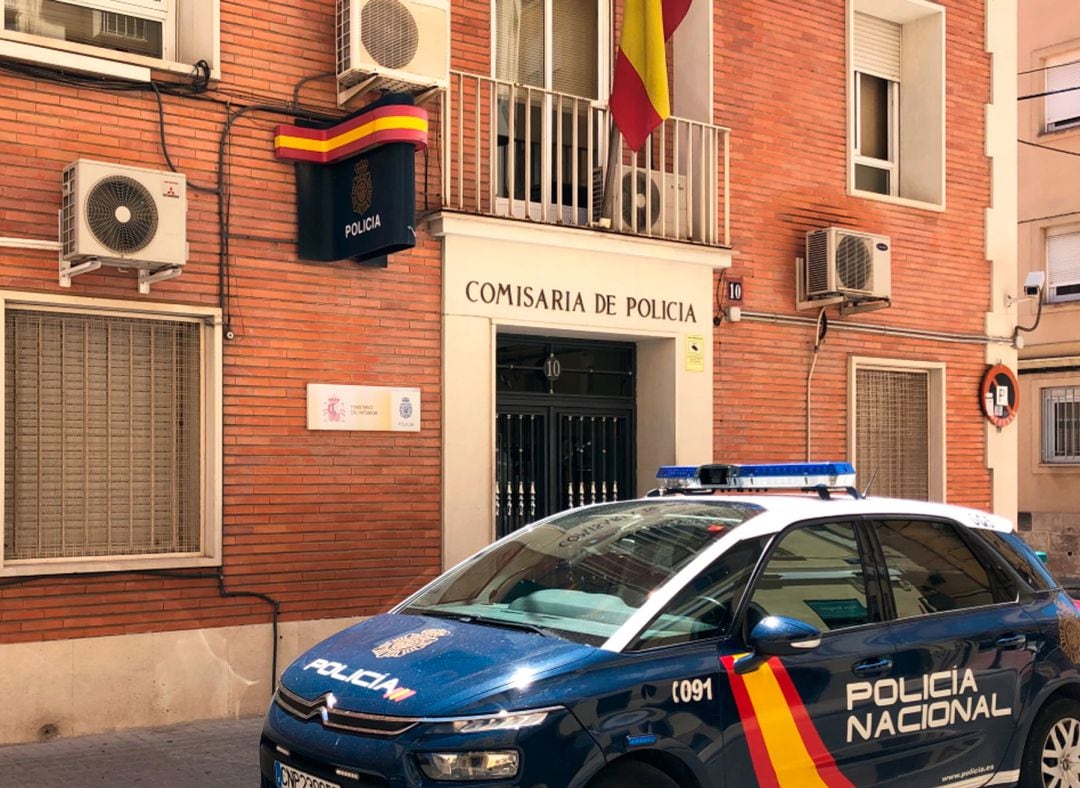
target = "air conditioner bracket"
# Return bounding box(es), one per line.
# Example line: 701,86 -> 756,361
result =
840,296 -> 891,316
139,265 -> 183,294
59,257 -> 102,288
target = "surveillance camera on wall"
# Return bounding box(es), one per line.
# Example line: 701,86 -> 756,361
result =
1024,270 -> 1046,297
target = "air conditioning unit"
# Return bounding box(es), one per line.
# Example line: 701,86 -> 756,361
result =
61,160 -> 187,270
805,227 -> 891,300
336,0 -> 449,102
616,168 -> 691,239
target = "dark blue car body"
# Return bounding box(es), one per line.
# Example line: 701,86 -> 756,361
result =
260,494 -> 1080,788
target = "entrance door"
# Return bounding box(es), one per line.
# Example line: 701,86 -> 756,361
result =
495,336 -> 635,537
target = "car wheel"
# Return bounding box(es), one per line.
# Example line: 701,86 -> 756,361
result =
589,760 -> 681,788
1020,697 -> 1080,788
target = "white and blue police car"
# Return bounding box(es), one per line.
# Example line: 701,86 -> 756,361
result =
261,462 -> 1080,788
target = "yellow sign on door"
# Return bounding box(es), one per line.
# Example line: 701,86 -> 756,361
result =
686,334 -> 705,372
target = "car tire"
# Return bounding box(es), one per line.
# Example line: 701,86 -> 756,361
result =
1019,697 -> 1080,788
588,760 -> 681,788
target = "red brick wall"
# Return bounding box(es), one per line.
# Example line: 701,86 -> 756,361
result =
0,0 -> 443,642
0,0 -> 996,644
711,0 -> 994,510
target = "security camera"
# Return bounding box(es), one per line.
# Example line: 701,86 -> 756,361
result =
1024,271 -> 1045,297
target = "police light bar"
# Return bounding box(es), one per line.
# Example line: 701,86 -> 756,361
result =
656,462 -> 857,492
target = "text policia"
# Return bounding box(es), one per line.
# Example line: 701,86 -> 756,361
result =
845,668 -> 1011,743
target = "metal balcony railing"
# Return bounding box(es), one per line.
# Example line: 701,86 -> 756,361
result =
441,71 -> 730,247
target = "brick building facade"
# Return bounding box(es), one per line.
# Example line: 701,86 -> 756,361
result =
0,0 -> 1016,742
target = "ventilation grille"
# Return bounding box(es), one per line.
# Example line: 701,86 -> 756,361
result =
806,230 -> 830,294
836,234 -> 873,291
337,0 -> 352,75
621,170 -> 661,231
85,176 -> 159,254
362,0 -> 419,69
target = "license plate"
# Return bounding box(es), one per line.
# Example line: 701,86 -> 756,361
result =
274,761 -> 340,788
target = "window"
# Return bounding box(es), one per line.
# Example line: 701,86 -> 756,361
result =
1,0 -> 217,77
2,296 -> 221,575
875,520 -> 1002,617
1045,51 -> 1080,133
1047,229 -> 1080,303
747,522 -> 874,632
850,358 -> 945,501
1043,386 -> 1080,463
493,0 -> 607,211
853,15 -> 899,195
850,1 -> 944,206
631,536 -> 767,650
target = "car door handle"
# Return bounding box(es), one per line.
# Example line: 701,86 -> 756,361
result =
996,633 -> 1027,650
852,657 -> 893,676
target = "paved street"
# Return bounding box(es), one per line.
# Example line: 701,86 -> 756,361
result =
0,716 -> 264,787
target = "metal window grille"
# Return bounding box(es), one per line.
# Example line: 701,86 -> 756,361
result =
4,308 -> 202,561
1043,386 -> 1080,463
855,367 -> 929,500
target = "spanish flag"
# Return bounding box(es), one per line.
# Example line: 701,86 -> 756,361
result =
609,0 -> 692,151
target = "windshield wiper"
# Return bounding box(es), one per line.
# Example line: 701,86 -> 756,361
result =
404,608 -> 559,638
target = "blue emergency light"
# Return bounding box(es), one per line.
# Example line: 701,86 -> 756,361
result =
655,462 -> 858,494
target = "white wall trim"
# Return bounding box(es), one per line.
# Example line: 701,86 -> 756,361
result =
0,237 -> 61,251
0,290 -> 223,577
430,212 -> 733,269
847,355 -> 947,502
0,39 -> 151,82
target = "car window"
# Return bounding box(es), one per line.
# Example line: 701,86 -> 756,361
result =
746,521 -> 872,632
402,500 -> 764,646
978,530 -> 1057,592
630,535 -> 769,650
875,519 -> 1000,618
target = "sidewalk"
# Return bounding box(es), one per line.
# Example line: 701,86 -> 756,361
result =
0,715 -> 264,787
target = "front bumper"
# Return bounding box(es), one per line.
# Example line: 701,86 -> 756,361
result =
260,697 -> 603,788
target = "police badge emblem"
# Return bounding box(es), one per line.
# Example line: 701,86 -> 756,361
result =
351,159 -> 372,215
373,628 -> 450,658
399,396 -> 413,421
1056,597 -> 1080,663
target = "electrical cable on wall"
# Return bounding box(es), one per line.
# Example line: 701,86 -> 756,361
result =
1013,294 -> 1045,345
805,308 -> 828,461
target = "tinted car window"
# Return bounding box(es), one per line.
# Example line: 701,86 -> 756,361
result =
631,535 -> 769,650
979,530 -> 1057,592
876,519 -> 998,618
747,521 -> 871,632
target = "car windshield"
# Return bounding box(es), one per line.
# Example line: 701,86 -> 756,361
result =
401,500 -> 764,646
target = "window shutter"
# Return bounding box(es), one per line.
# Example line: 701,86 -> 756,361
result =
1048,231 -> 1080,291
854,12 -> 901,83
551,0 -> 598,98
4,309 -> 201,561
1046,57 -> 1080,129
856,367 -> 929,500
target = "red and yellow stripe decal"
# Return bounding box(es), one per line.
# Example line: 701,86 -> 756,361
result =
720,655 -> 852,788
274,105 -> 428,164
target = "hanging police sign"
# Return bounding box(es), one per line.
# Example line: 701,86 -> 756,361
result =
274,96 -> 428,264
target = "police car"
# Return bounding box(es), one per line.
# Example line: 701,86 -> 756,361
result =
260,462 -> 1080,788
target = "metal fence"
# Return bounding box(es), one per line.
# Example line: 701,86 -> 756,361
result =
442,71 -> 730,247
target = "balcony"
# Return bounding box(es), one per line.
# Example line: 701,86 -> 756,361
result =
441,72 -> 731,248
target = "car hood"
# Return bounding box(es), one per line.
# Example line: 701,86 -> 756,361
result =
279,613 -> 599,717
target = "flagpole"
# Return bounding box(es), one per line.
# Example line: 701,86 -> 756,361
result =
599,122 -> 620,226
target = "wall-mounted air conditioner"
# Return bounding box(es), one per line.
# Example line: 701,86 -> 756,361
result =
61,159 -> 187,270
805,227 -> 891,301
616,168 -> 691,239
336,0 -> 449,104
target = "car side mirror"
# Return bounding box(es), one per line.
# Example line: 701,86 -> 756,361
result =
747,615 -> 822,656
